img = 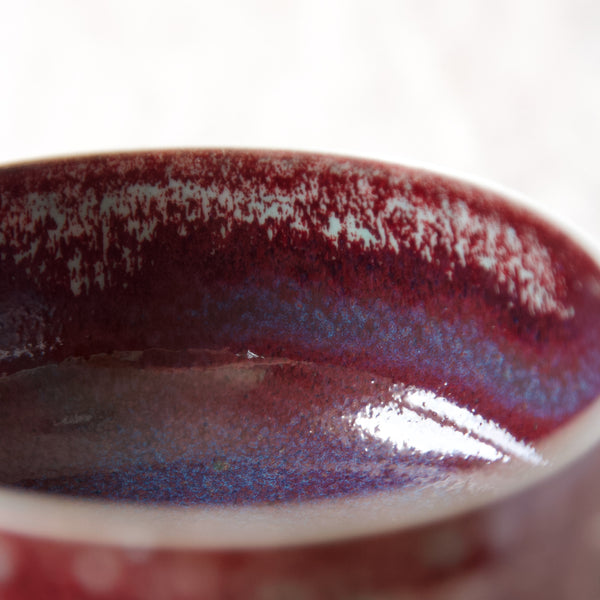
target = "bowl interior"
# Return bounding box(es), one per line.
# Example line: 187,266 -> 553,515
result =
1,150 -> 600,546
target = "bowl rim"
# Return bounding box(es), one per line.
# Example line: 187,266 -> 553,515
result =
1,148 -> 599,550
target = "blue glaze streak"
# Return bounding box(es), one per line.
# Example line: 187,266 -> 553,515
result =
17,425 -> 486,506
186,277 -> 600,421
3,350 -> 541,506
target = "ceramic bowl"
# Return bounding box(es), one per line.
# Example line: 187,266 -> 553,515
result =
1,150 -> 600,599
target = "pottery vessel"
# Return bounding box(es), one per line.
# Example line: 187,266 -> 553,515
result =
0,150 -> 600,599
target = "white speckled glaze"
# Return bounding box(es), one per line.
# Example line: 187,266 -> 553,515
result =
0,150 -> 599,599
0,153 -> 578,317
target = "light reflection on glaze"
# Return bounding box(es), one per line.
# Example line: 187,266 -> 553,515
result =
3,151 -> 600,446
0,350 -> 545,505
2,151 -> 600,507
350,384 -> 544,466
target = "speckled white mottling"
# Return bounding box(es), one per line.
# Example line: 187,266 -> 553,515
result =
73,548 -> 122,594
54,413 -> 93,426
325,215 -> 342,240
0,339 -> 54,361
0,164 -> 573,319
67,248 -> 87,295
380,194 -> 572,318
357,176 -> 375,199
0,538 -> 15,583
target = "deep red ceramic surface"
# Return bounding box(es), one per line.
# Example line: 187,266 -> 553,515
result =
1,150 -> 600,599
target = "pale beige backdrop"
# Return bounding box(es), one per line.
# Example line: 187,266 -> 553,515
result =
1,0 -> 599,237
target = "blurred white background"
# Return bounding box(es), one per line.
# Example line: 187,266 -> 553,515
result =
1,0 -> 599,237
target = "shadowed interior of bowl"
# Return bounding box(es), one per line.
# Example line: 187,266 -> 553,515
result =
1,149 -> 600,546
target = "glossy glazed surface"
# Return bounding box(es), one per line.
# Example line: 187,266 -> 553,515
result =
1,151 -> 600,507
1,151 -> 600,599
1,350 -> 542,505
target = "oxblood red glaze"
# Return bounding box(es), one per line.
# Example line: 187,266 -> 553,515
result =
0,150 -> 599,598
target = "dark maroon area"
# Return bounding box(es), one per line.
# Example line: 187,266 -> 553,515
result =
1,150 -> 600,505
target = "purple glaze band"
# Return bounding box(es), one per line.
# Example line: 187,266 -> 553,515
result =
1,150 -> 600,506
